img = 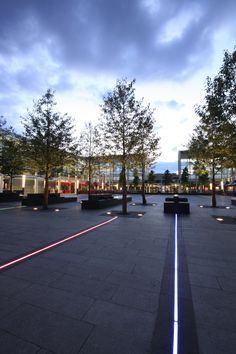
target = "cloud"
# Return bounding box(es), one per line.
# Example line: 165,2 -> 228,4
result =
0,0 -> 236,161
1,0 -> 236,83
154,100 -> 185,109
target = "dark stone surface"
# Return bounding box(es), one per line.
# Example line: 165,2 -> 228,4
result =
0,194 -> 236,353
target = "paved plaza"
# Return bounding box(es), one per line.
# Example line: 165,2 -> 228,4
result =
0,194 -> 235,354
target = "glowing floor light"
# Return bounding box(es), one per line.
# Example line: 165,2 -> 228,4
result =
216,218 -> 224,222
173,213 -> 178,354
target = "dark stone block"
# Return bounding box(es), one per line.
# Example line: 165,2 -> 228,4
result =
81,196 -> 132,209
231,198 -> 236,206
0,191 -> 22,202
164,201 -> 190,214
22,193 -> 77,206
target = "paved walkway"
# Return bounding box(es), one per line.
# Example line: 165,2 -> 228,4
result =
0,194 -> 235,353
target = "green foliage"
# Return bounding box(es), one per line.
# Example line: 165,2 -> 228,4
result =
193,161 -> 209,186
0,123 -> 24,191
100,78 -> 141,213
79,122 -> 100,195
188,49 -> 236,206
147,170 -> 156,184
22,89 -> 78,207
135,102 -> 160,204
132,167 -> 140,187
181,167 -> 189,186
163,169 -> 172,185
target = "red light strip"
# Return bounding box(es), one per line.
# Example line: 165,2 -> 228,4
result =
0,216 -> 118,271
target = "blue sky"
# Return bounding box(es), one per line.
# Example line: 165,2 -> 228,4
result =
0,0 -> 235,171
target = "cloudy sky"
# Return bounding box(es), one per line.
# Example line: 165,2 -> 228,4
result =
1,0 -> 235,171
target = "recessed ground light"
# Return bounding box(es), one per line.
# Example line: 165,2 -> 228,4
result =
225,206 -> 230,209
216,218 -> 224,222
55,209 -> 60,212
33,207 -> 38,211
199,205 -> 204,208
152,203 -> 156,206
138,213 -> 143,217
132,203 -> 136,206
106,211 -> 112,215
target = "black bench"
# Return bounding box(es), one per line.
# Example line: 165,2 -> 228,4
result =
164,195 -> 190,214
22,193 -> 77,206
81,194 -> 132,209
231,198 -> 236,206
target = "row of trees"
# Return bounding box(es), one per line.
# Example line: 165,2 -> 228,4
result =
0,79 -> 160,213
188,49 -> 236,207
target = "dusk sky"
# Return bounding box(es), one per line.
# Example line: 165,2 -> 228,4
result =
1,0 -> 235,171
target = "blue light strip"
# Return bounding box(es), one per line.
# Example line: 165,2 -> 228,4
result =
173,213 -> 178,354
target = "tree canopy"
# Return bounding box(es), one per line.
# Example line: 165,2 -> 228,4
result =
22,89 -> 77,208
100,78 -> 141,213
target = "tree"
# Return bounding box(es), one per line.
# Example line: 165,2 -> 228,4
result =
79,122 -> 100,197
181,167 -> 189,191
147,170 -> 156,184
100,78 -> 140,214
22,89 -> 78,209
132,168 -> 140,189
135,103 -> 160,204
188,75 -> 229,206
1,134 -> 24,191
193,161 -> 209,191
218,50 -> 236,170
0,117 -> 24,192
163,169 -> 172,191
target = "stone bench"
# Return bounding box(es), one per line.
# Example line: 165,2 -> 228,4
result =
22,193 -> 77,206
164,195 -> 190,214
81,195 -> 132,209
231,198 -> 236,206
89,193 -> 113,201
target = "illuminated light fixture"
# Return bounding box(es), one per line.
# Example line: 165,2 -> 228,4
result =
138,213 -> 143,217
33,207 -> 38,211
173,213 -> 179,354
132,203 -> 136,206
199,205 -> 204,208
106,211 -> 112,215
216,218 -> 224,222
152,203 -> 156,206
0,216 -> 118,272
22,174 -> 26,189
55,209 -> 60,212
225,206 -> 230,209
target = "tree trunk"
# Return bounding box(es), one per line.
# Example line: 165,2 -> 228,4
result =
10,174 -> 13,192
212,161 -> 216,208
43,171 -> 49,209
88,158 -> 91,199
122,165 -> 127,214
141,163 -> 146,205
